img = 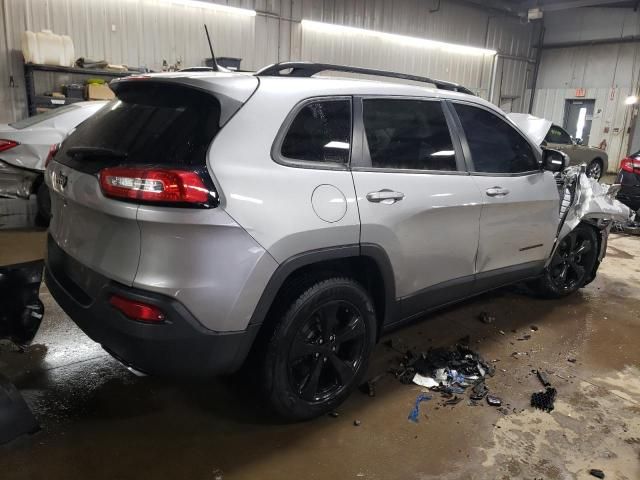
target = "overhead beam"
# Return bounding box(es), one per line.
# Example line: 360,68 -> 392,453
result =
456,0 -> 527,16
522,0 -> 632,11
540,35 -> 640,48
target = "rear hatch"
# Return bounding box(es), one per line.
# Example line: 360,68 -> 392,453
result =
47,74 -> 258,287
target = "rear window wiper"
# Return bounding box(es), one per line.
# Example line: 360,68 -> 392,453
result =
67,146 -> 128,159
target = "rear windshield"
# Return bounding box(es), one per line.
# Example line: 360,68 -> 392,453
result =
10,104 -> 81,129
57,83 -> 221,171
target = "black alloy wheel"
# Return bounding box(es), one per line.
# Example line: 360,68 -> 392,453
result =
262,277 -> 376,420
548,227 -> 598,293
586,160 -> 602,180
288,300 -> 366,403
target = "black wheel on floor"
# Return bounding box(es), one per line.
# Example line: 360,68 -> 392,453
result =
262,277 -> 376,421
586,159 -> 603,180
532,224 -> 599,298
35,182 -> 51,227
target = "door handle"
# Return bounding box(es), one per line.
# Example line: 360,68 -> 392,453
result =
366,189 -> 405,204
485,187 -> 510,197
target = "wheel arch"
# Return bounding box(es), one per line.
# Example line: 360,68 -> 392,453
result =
249,244 -> 396,340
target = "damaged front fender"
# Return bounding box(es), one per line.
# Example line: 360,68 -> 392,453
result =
547,165 -> 634,272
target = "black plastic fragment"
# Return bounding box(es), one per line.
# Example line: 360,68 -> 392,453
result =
537,370 -> 551,387
486,395 -> 502,407
531,387 -> 557,412
0,374 -> 40,444
444,396 -> 463,406
478,312 -> 495,324
0,260 -> 45,345
470,381 -> 488,401
589,469 -> 605,479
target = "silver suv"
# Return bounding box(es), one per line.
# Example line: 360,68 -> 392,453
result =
44,63 -> 631,420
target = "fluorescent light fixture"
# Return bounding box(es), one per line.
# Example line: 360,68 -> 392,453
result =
624,95 -> 639,105
301,19 -> 497,56
430,150 -> 455,157
168,0 -> 256,16
324,141 -> 350,150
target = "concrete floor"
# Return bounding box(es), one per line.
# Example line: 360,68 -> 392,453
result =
0,229 -> 639,480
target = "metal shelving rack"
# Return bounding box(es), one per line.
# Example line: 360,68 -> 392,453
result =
23,63 -> 131,116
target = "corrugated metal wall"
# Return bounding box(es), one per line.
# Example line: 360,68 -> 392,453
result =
529,8 -> 640,172
0,0 -> 537,123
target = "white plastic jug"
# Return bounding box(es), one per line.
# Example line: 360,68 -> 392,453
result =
21,29 -> 74,66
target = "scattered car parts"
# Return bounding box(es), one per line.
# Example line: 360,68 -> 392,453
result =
0,260 -> 45,444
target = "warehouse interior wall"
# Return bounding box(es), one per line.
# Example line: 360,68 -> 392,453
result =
0,0 -> 537,124
529,7 -> 640,172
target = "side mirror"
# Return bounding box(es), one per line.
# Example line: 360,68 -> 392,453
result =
575,138 -> 584,146
542,148 -> 569,172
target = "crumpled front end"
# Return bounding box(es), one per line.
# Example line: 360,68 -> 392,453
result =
0,160 -> 40,199
548,165 -> 634,278
559,166 -> 634,235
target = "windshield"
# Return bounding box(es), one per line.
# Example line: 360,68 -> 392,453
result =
9,104 -> 81,129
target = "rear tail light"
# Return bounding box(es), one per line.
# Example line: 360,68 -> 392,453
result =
99,167 -> 210,204
621,156 -> 640,173
45,143 -> 59,168
109,295 -> 165,323
0,139 -> 19,153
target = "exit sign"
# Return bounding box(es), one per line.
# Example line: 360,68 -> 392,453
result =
575,88 -> 586,97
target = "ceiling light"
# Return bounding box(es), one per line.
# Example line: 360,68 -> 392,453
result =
167,0 -> 256,16
301,20 -> 497,56
325,141 -> 350,150
430,150 -> 455,157
624,95 -> 639,105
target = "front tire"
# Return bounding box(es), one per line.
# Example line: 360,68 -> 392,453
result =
531,224 -> 599,298
586,159 -> 603,180
262,277 -> 377,421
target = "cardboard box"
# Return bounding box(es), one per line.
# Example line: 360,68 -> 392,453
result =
86,83 -> 115,100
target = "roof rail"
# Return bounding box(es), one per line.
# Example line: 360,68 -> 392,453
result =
255,62 -> 475,96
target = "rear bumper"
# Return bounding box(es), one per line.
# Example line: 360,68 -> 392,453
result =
0,160 -> 40,199
45,236 -> 259,377
616,171 -> 640,212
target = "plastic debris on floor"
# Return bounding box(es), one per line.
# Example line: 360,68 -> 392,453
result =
531,387 -> 557,412
407,393 -> 432,423
390,340 -> 506,413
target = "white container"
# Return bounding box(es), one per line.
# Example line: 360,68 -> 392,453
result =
21,29 -> 74,66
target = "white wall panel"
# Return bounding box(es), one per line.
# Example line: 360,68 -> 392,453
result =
531,38 -> 640,171
0,0 -> 536,123
543,7 -> 640,45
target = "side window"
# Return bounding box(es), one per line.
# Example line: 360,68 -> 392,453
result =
454,104 -> 539,174
362,99 -> 457,171
280,99 -> 351,164
545,125 -> 572,145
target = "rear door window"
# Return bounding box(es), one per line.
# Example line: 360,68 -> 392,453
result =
57,83 -> 221,172
280,99 -> 351,165
362,99 -> 458,171
454,103 -> 539,174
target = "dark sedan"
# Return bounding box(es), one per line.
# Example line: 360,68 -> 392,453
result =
617,150 -> 640,213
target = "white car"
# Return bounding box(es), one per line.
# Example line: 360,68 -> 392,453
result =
0,101 -> 107,222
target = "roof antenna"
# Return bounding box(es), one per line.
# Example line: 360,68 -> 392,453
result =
204,24 -> 219,71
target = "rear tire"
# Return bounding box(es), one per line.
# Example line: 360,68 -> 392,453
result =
261,277 -> 376,421
35,182 -> 51,227
530,224 -> 599,298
